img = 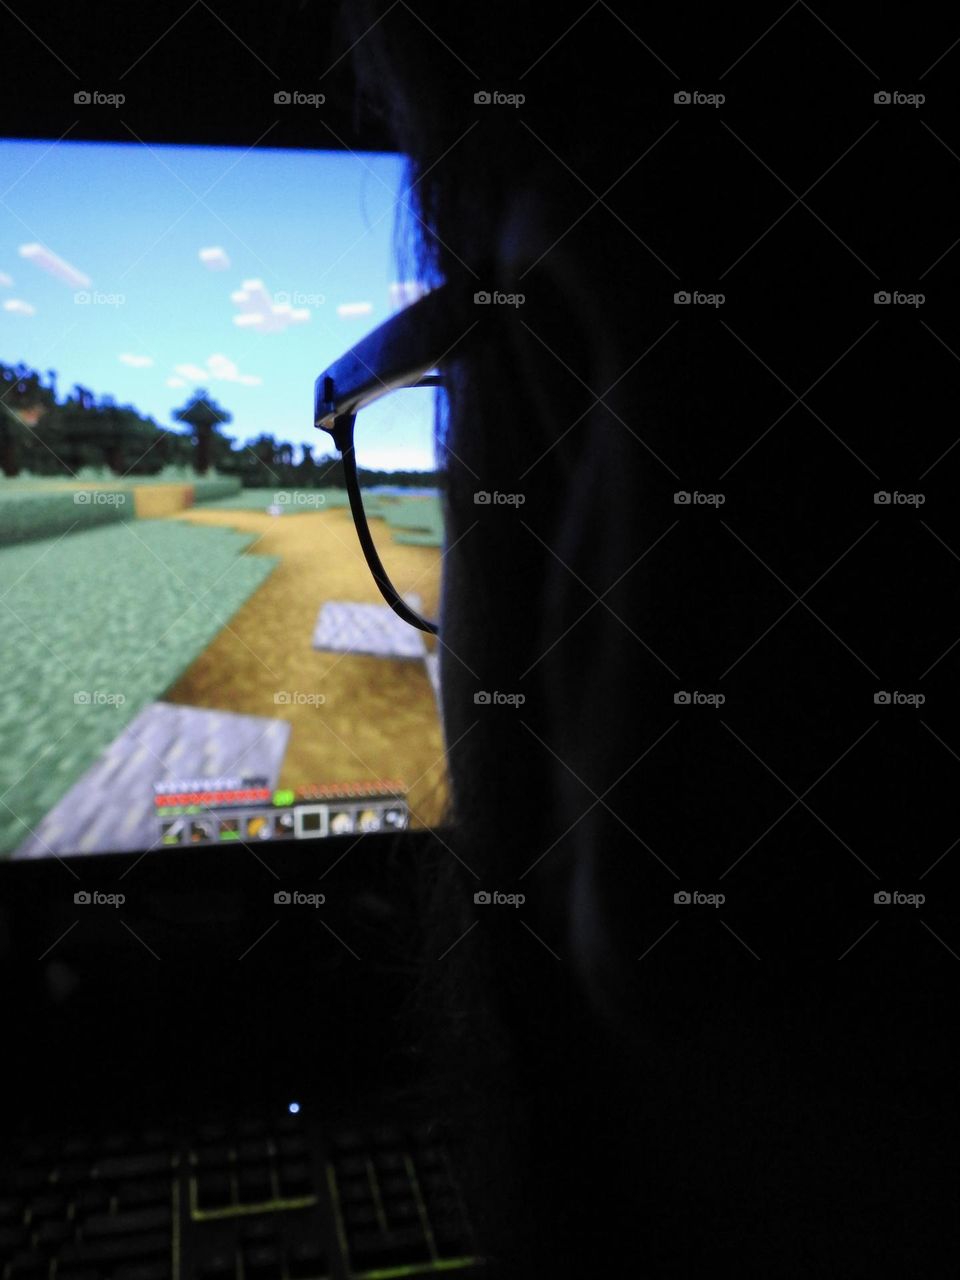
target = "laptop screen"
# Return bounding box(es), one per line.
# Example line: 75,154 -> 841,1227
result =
0,138 -> 445,859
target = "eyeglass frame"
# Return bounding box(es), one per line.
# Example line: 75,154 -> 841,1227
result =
314,284 -> 466,634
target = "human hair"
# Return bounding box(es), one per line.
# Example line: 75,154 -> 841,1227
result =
338,10 -> 702,1270
340,5 -> 955,1275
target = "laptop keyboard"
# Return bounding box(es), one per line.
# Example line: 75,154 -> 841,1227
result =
0,1111 -> 481,1280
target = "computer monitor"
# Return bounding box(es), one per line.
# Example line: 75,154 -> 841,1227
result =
0,138 -> 446,859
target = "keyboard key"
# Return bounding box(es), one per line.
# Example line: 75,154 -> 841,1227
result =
14,1171 -> 48,1195
379,1174 -> 412,1198
54,1164 -> 90,1189
287,1241 -> 328,1278
29,1194 -> 65,1219
58,1269 -> 100,1280
384,1198 -> 420,1225
431,1214 -> 469,1254
330,1130 -> 364,1153
370,1127 -> 402,1149
419,1169 -> 453,1194
416,1146 -> 446,1171
196,1174 -> 233,1211
348,1225 -> 430,1268
114,1263 -> 172,1280
410,1122 -> 440,1145
237,1167 -> 272,1204
341,1202 -> 378,1229
0,1224 -> 27,1251
334,1155 -> 367,1178
34,1220 -> 73,1248
0,1197 -> 23,1223
236,1140 -> 270,1165
424,1191 -> 462,1220
278,1163 -> 311,1197
74,1187 -> 108,1216
116,1178 -> 171,1209
7,1253 -> 47,1280
141,1131 -> 171,1150
194,1146 -> 233,1170
335,1177 -> 372,1206
84,1207 -> 170,1237
95,1155 -> 171,1180
236,1120 -> 266,1139
276,1136 -> 307,1159
242,1244 -> 282,1279
60,1232 -> 170,1267
198,1124 -> 229,1144
239,1217 -> 279,1245
374,1152 -> 406,1174
196,1248 -> 236,1280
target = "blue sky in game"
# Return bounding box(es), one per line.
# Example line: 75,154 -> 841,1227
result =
0,138 -> 436,469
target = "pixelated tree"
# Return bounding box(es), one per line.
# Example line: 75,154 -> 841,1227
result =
0,399 -> 28,476
41,388 -> 111,472
102,404 -> 168,475
313,451 -> 346,488
244,433 -> 280,485
0,363 -> 58,475
35,389 -> 160,475
299,442 -> 316,483
172,389 -> 233,475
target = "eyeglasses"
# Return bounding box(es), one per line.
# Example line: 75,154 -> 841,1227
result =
314,285 -> 463,635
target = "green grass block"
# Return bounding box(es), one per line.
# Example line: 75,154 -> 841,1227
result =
0,519 -> 278,856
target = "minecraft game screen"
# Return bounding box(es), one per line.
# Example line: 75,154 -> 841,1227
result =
0,139 -> 445,859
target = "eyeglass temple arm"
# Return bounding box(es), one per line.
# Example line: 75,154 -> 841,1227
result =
331,413 -> 439,635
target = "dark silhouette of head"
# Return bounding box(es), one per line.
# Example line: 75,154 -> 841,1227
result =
344,5 -> 955,1275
